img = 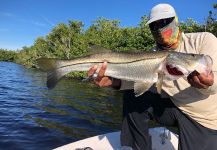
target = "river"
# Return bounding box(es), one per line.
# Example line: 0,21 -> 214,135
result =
0,62 -> 123,150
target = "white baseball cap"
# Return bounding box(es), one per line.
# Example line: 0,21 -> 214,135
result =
146,3 -> 176,25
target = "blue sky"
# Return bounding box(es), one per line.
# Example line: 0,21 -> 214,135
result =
0,0 -> 216,50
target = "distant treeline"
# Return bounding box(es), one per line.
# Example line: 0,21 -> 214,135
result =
1,4 -> 216,69
0,49 -> 17,62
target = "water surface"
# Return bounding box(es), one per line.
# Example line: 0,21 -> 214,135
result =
0,62 -> 122,150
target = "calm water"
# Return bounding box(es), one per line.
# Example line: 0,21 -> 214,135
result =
0,62 -> 123,150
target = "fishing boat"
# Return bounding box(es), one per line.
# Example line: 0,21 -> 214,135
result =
54,127 -> 178,150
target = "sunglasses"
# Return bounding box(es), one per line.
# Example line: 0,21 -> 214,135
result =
149,17 -> 175,31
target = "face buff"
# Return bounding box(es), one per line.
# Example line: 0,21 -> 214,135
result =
151,16 -> 182,50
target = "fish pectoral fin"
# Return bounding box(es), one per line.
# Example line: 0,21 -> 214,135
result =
134,81 -> 154,97
156,72 -> 164,94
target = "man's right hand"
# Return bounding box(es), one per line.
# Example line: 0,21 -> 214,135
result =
88,62 -> 121,89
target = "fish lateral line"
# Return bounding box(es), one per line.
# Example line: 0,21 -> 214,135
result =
54,56 -> 167,70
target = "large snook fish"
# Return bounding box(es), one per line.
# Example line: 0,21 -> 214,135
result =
37,50 -> 212,97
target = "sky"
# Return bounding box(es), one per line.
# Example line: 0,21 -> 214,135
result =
0,0 -> 216,50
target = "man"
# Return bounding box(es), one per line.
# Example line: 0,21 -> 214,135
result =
88,3 -> 217,150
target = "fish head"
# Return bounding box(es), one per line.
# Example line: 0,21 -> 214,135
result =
164,52 -> 213,80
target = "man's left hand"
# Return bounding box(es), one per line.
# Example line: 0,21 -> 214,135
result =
187,71 -> 214,89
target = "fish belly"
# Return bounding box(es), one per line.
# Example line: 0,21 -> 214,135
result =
105,59 -> 163,83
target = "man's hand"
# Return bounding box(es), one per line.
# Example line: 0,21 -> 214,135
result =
88,62 -> 121,88
187,71 -> 214,89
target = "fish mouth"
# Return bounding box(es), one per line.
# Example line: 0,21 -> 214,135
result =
166,64 -> 185,76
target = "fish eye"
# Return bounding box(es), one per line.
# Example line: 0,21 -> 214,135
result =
191,54 -> 195,57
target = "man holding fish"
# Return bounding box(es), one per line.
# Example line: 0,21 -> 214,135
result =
37,3 -> 217,150
88,3 -> 217,150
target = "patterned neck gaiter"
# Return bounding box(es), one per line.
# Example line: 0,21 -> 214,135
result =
151,17 -> 182,50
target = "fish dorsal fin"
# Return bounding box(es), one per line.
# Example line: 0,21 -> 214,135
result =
87,45 -> 112,54
156,72 -> 164,94
134,81 -> 154,97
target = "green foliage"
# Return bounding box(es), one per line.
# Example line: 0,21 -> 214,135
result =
85,16 -> 155,51
15,46 -> 35,68
85,17 -> 122,50
138,15 -> 155,50
66,71 -> 87,79
180,18 -> 205,33
179,3 -> 217,36
46,20 -> 88,59
206,4 -> 217,36
0,49 -> 17,61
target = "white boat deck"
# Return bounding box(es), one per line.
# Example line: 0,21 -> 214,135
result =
54,127 -> 178,150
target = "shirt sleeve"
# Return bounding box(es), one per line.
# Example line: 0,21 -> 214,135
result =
198,32 -> 217,95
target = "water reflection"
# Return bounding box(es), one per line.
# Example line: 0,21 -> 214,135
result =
0,62 -> 123,150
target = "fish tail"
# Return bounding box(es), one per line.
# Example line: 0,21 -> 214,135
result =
37,58 -> 71,88
47,69 -> 63,89
37,58 -> 97,89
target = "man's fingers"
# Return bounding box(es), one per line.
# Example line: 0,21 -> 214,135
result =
193,76 -> 209,89
88,65 -> 97,76
97,77 -> 112,87
188,75 -> 209,89
198,72 -> 214,86
96,62 -> 107,81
